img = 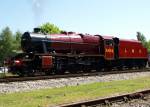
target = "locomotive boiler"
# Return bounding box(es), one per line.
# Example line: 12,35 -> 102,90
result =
8,29 -> 148,76
21,31 -> 100,54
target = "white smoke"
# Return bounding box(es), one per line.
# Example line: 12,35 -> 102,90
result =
30,0 -> 46,26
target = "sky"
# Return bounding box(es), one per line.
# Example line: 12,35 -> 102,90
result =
0,0 -> 150,40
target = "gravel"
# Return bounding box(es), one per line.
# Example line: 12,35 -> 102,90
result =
0,71 -> 150,94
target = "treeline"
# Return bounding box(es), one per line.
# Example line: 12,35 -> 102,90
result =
0,27 -> 21,65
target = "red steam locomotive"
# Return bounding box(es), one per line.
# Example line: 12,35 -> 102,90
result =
8,29 -> 148,76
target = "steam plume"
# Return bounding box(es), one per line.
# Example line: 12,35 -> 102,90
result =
31,0 -> 46,26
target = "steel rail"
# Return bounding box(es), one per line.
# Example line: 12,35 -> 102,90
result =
0,68 -> 149,83
60,89 -> 150,107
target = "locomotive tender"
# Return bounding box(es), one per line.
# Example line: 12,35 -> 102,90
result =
8,29 -> 148,76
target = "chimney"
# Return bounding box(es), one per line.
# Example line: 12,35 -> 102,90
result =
33,28 -> 41,33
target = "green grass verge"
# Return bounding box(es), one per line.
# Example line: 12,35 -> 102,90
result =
0,76 -> 150,107
0,73 -> 17,78
0,73 -> 5,78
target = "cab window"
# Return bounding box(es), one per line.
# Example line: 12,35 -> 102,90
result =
105,40 -> 113,46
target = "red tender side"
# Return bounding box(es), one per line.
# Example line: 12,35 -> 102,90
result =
118,39 -> 148,59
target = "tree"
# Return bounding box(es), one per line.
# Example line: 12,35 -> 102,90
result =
13,31 -> 22,51
136,32 -> 148,48
136,32 -> 150,53
0,27 -> 14,64
147,40 -> 150,53
40,22 -> 61,34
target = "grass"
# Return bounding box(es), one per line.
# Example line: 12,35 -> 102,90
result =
0,73 -> 5,78
0,76 -> 150,107
0,73 -> 17,78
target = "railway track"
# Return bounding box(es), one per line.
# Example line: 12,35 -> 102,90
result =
0,68 -> 149,83
60,89 -> 150,107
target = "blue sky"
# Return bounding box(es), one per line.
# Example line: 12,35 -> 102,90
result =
0,0 -> 150,40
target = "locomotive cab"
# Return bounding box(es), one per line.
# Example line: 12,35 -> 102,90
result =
102,36 -> 114,60
101,36 -> 119,60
